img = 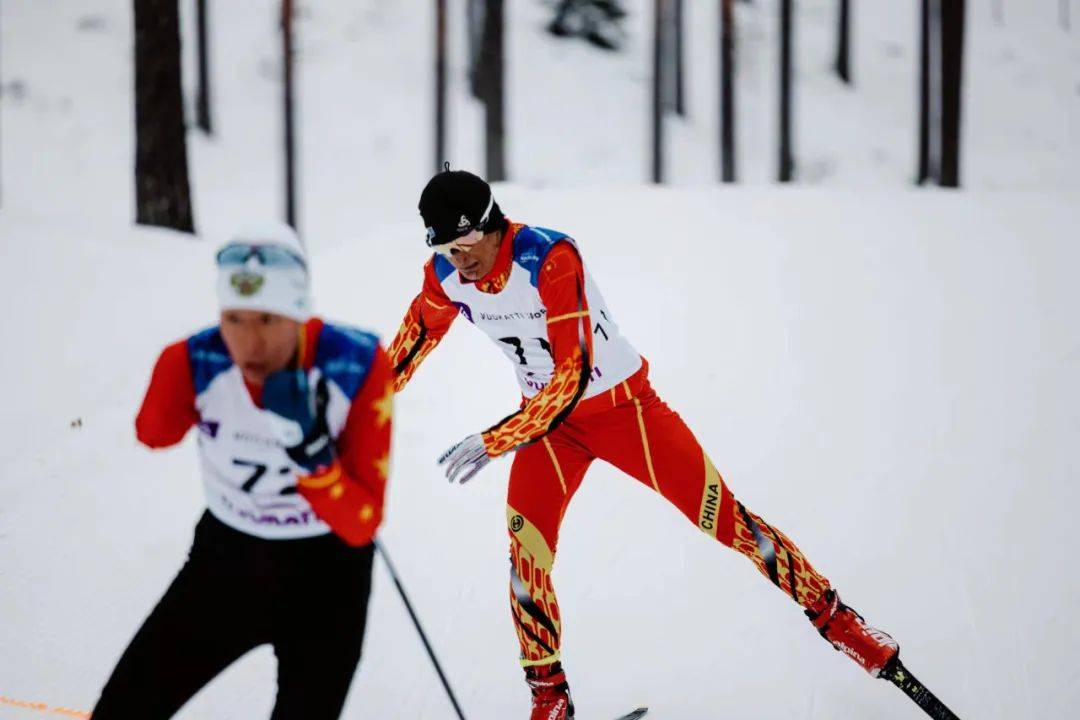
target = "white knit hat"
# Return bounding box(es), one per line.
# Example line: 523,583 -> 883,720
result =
216,222 -> 311,321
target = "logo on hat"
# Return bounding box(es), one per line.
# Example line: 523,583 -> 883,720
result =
458,214 -> 471,229
230,271 -> 265,296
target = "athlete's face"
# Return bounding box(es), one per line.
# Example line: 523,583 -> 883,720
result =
446,229 -> 502,281
219,310 -> 301,385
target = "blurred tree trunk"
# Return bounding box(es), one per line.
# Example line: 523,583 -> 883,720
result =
652,0 -> 667,183
778,0 -> 794,182
1,37 -> 3,209
467,0 -> 485,100
435,0 -> 447,172
134,0 -> 194,232
478,0 -> 506,180
916,0 -> 931,184
939,0 -> 965,187
195,0 -> 212,133
720,0 -> 736,182
673,0 -> 686,116
281,0 -> 297,229
916,0 -> 964,187
835,0 -> 851,84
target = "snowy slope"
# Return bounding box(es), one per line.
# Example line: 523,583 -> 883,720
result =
3,189 -> 1079,719
2,1 -> 1080,719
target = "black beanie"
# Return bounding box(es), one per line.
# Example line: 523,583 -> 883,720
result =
419,167 -> 505,246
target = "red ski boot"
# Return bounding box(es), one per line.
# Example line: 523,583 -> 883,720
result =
806,589 -> 899,677
525,662 -> 575,720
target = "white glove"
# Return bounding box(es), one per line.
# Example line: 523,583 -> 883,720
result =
437,434 -> 491,484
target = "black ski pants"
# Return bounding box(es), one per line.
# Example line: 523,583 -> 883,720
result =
92,512 -> 374,719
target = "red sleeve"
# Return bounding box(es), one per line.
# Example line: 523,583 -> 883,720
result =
386,259 -> 459,392
481,241 -> 593,456
337,344 -> 393,521
135,340 -> 198,449
537,242 -> 595,369
297,344 -> 394,547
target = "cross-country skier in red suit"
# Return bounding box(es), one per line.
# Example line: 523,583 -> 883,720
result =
92,223 -> 393,719
388,170 -> 902,720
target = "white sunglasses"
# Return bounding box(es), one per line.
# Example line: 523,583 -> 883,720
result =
430,228 -> 485,257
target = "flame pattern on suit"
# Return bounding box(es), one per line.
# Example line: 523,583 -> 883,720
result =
729,502 -> 829,606
387,286 -> 456,394
388,222 -> 835,671
388,227 -> 594,458
507,506 -> 563,666
505,370 -> 833,667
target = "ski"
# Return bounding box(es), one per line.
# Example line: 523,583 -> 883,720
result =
613,708 -> 648,720
882,657 -> 961,719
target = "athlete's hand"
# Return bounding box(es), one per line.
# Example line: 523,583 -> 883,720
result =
438,434 -> 491,484
263,369 -> 335,474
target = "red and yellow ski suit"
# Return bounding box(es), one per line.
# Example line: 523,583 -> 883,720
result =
389,223 -> 831,667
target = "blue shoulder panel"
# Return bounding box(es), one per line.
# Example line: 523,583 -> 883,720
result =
513,226 -> 573,287
187,327 -> 233,396
432,254 -> 457,282
315,323 -> 380,400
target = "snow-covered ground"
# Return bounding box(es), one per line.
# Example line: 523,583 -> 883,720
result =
2,1 -> 1079,719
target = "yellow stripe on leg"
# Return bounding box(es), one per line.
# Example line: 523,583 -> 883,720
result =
696,455 -> 723,539
520,653 -> 562,668
542,437 -> 568,494
631,397 -> 661,493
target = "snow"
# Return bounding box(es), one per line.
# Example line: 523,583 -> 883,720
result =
2,1 -> 1079,719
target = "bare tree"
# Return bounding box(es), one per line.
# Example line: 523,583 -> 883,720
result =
195,0 -> 212,133
917,0 -> 965,187
720,0 -> 736,182
652,0 -> 668,183
835,0 -> 851,84
778,0 -> 794,182
467,0 -> 485,100
917,0 -> 931,184
1,36 -> 3,209
434,0 -> 448,173
673,0 -> 686,116
938,0 -> 965,187
478,0 -> 506,181
281,0 -> 297,229
134,0 -> 194,232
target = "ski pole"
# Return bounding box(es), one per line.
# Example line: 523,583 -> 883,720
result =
373,540 -> 468,720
